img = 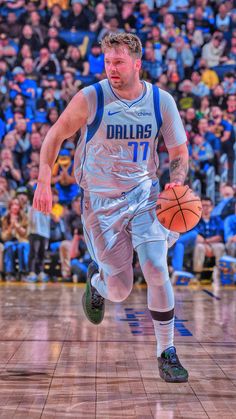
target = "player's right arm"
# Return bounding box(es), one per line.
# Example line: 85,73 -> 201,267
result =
33,91 -> 89,214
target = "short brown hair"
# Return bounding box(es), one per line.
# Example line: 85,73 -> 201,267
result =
101,33 -> 142,59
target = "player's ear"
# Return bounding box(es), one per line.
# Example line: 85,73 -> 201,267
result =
135,58 -> 142,71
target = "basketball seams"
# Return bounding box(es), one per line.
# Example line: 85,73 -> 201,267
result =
156,199 -> 202,216
172,187 -> 187,231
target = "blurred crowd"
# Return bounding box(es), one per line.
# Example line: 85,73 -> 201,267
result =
0,0 -> 235,282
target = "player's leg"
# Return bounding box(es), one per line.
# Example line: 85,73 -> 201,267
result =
136,240 -> 188,383
81,193 -> 134,324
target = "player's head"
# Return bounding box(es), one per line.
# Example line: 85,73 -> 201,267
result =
101,33 -> 142,90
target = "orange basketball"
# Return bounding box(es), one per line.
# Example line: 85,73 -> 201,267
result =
156,185 -> 202,233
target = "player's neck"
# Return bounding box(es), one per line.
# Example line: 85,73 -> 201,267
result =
112,81 -> 144,101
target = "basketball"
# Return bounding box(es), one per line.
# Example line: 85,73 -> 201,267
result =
156,185 -> 202,233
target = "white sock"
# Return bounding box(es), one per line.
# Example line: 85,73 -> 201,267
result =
91,273 -> 107,299
152,317 -> 175,357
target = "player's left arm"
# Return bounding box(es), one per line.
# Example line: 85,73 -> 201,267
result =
168,143 -> 189,188
159,89 -> 189,190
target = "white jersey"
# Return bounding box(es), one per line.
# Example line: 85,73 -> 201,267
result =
74,79 -> 187,196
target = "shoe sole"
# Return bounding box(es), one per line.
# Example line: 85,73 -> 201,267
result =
82,292 -> 105,325
159,369 -> 188,383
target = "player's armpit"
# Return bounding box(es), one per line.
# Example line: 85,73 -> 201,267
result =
168,143 -> 189,186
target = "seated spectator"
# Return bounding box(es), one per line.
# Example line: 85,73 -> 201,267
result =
193,197 -> 225,276
169,228 -> 198,274
0,148 -> 21,190
142,44 -> 163,82
47,107 -> 59,126
27,206 -> 50,282
185,18 -> 204,53
88,42 -> 104,80
4,94 -> 34,126
0,176 -> 11,216
70,227 -> 91,282
52,149 -> 79,205
1,197 -> 29,281
189,134 -> 214,192
9,67 -> 38,111
22,57 -> 39,81
196,96 -> 211,119
228,35 -> 236,63
15,44 -> 33,67
199,59 -> 219,90
197,118 -> 221,159
59,193 -> 83,279
177,79 -> 200,110
191,71 -> 209,98
65,0 -> 90,30
202,31 -> 227,68
119,1 -> 137,33
30,131 -> 43,152
166,36 -> 194,80
210,106 -> 235,182
29,11 -> 47,46
11,118 -> 31,169
0,12 -> 22,41
26,165 -> 39,189
160,13 -> 178,43
212,184 -> 236,219
215,4 -> 231,32
222,72 -> 236,95
135,2 -> 154,33
62,46 -> 89,76
48,37 -> 65,63
48,4 -> 66,28
0,59 -> 9,108
60,71 -> 82,104
19,24 -> 41,53
89,2 -> 107,34
224,203 -> 236,257
224,94 -> 236,126
98,17 -> 123,42
0,33 -> 18,67
34,47 -> 60,76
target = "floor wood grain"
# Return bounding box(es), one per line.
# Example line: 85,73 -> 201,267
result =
0,282 -> 235,418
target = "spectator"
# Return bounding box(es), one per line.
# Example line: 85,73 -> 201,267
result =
62,46 -> 89,76
169,229 -> 198,275
60,72 -> 82,104
89,2 -> 106,34
0,12 -> 22,40
216,3 -> 231,32
196,96 -> 211,119
222,72 -> 236,95
189,134 -> 214,192
119,1 -> 136,33
51,149 -> 79,205
210,106 -> 235,182
70,226 -> 91,282
135,2 -> 154,33
0,59 -> 9,107
202,31 -> 227,67
34,47 -> 60,76
1,197 -> 29,281
27,206 -> 50,282
166,36 -> 194,80
0,176 -> 11,216
212,184 -> 236,220
9,67 -> 38,109
66,0 -> 90,30
4,94 -> 34,126
98,17 -> 123,42
191,71 -> 210,98
224,204 -> 236,257
0,148 -> 21,190
199,59 -> 219,90
19,24 -> 41,53
0,32 -> 18,66
88,42 -> 104,80
60,193 -> 83,279
193,197 -> 225,276
48,4 -> 65,28
142,44 -> 163,81
177,79 -> 200,110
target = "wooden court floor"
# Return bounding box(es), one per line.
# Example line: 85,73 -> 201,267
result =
0,282 -> 235,418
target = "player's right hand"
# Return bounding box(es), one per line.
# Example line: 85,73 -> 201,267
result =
33,181 -> 52,214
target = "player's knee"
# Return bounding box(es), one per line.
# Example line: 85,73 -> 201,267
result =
106,271 -> 133,303
143,260 -> 169,286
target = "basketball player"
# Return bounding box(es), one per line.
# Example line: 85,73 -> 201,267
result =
33,33 -> 189,383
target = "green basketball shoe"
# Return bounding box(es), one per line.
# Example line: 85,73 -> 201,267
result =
82,261 -> 105,325
158,346 -> 188,383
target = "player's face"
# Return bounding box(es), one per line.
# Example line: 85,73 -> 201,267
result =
104,47 -> 141,91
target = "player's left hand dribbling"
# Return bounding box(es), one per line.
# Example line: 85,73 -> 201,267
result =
164,182 -> 182,190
